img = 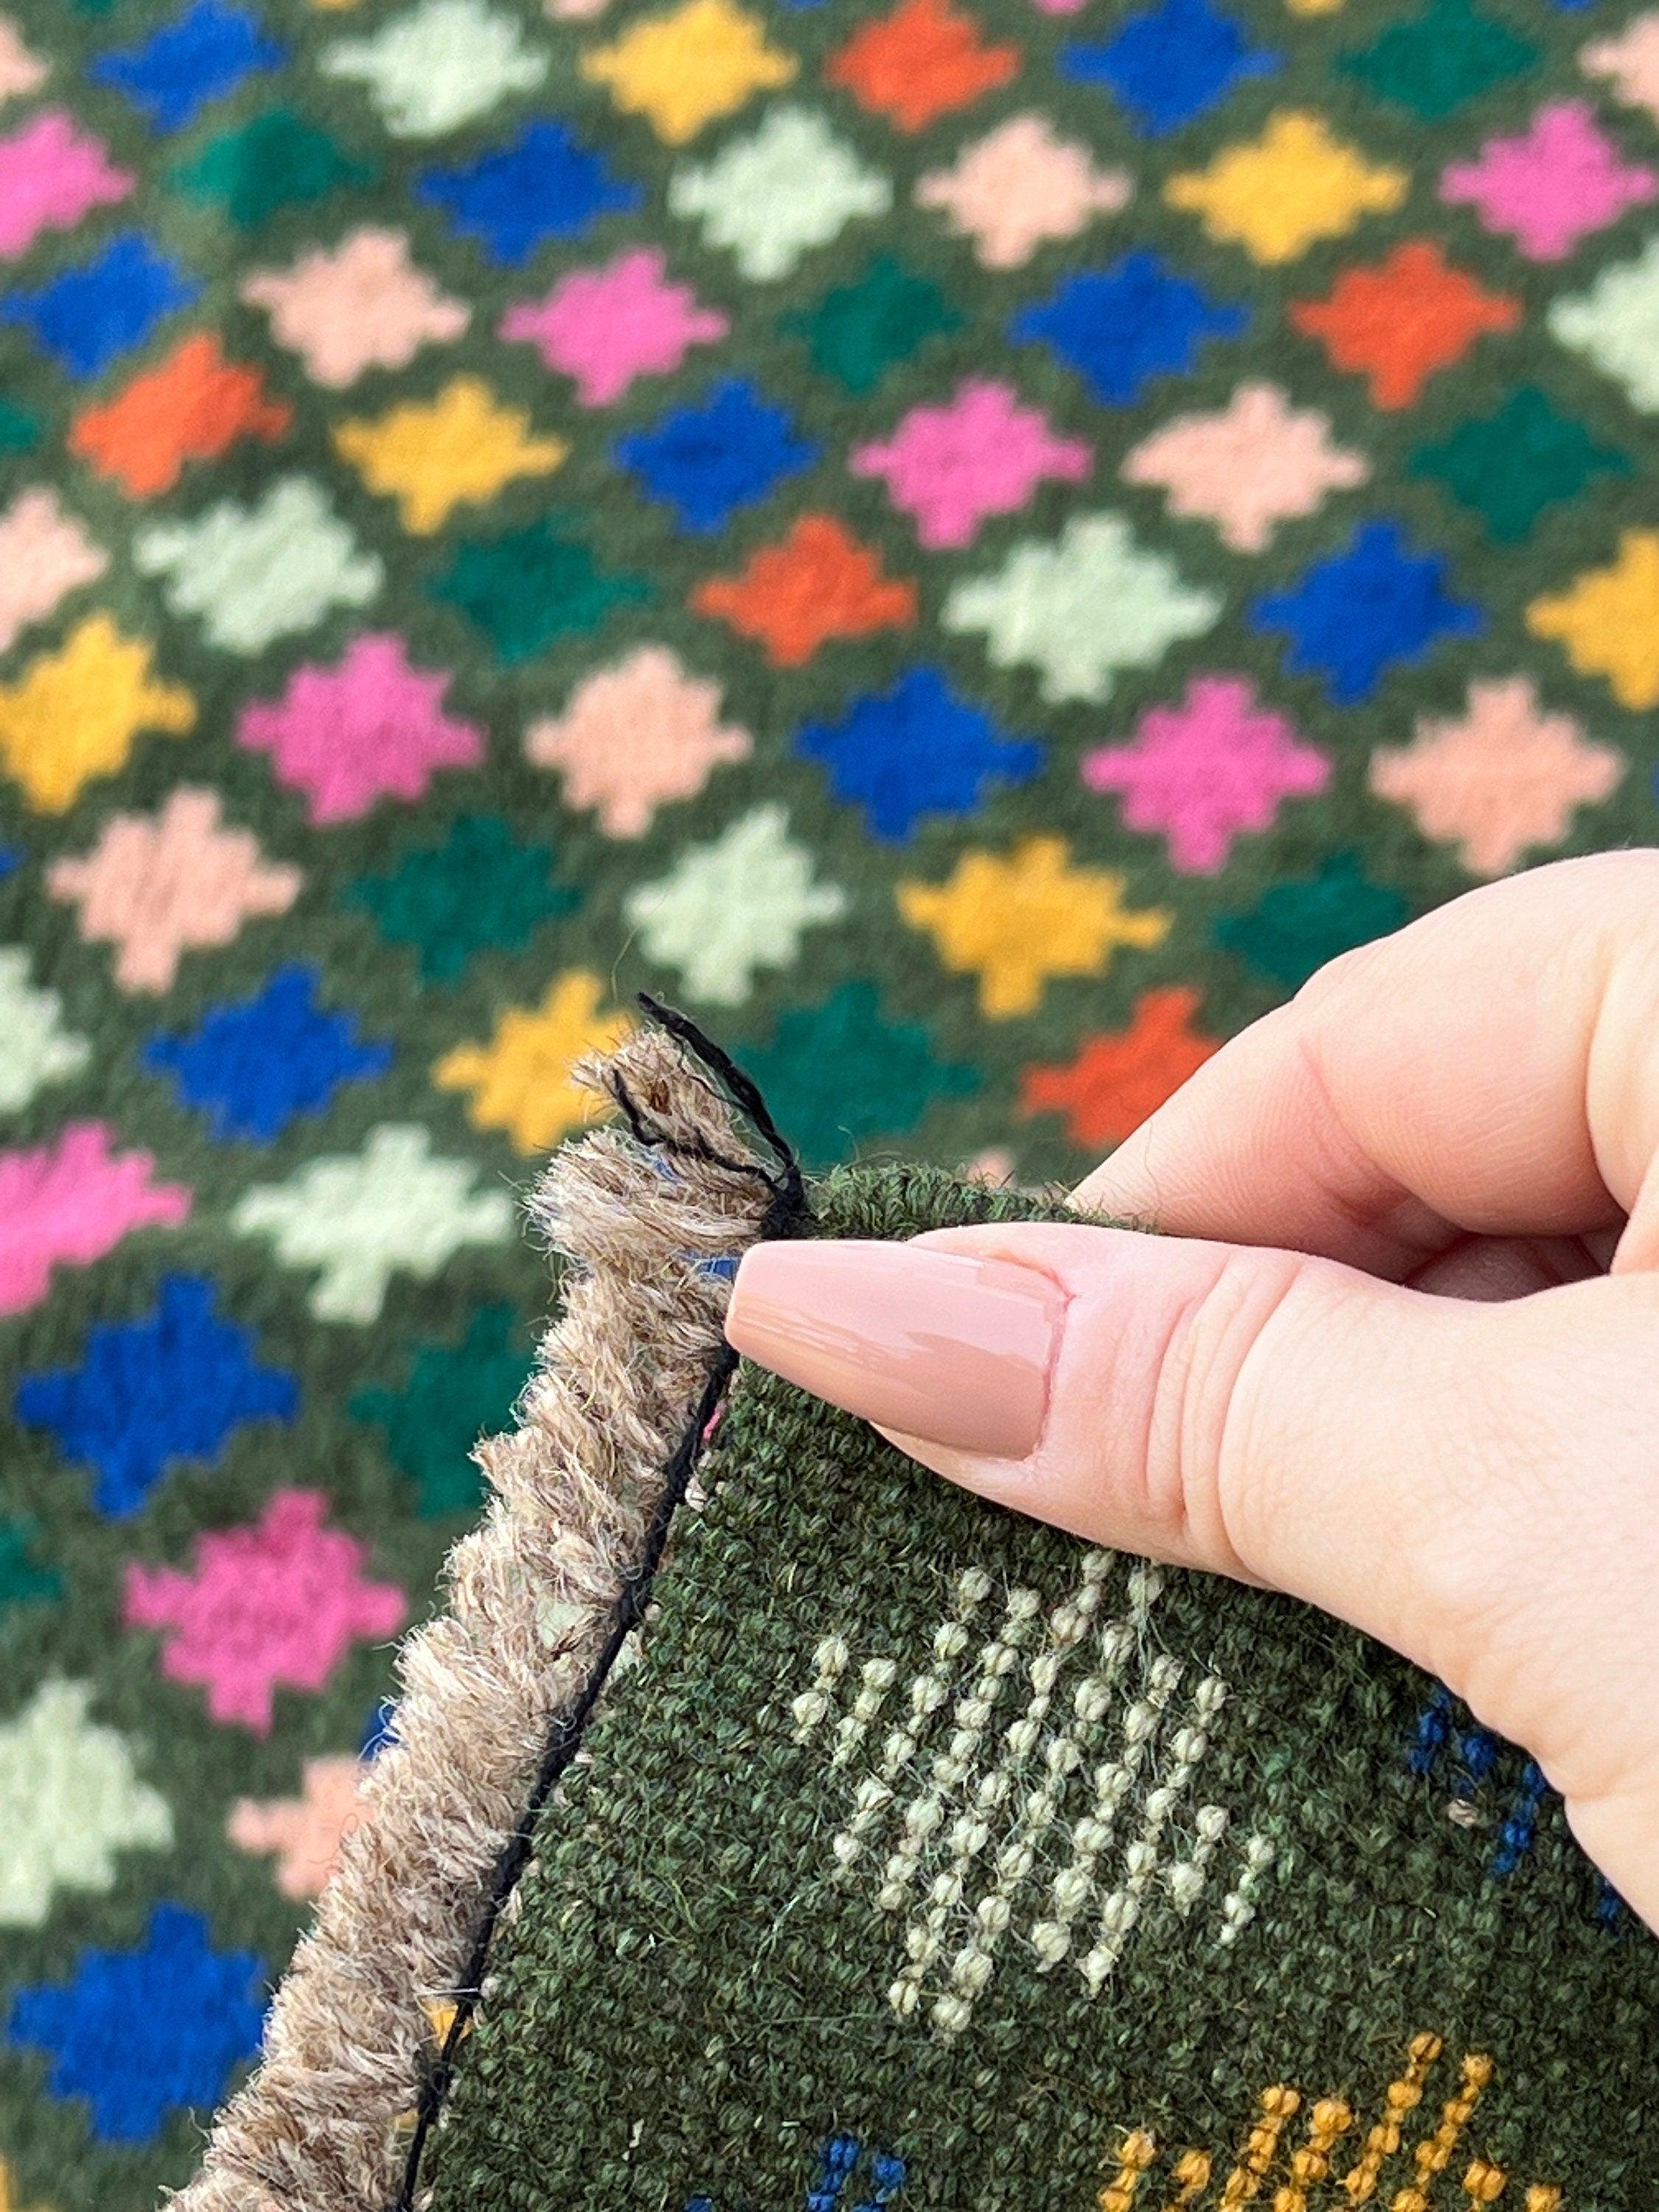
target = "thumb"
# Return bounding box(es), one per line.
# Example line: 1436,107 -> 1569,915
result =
724,1225 -> 1654,1730
726,1225 -> 1659,1924
724,1224 -> 1460,1660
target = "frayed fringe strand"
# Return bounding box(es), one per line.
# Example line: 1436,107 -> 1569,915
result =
170,1020 -> 786,2212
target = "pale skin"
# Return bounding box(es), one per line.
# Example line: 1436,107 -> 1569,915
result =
764,854 -> 1659,1932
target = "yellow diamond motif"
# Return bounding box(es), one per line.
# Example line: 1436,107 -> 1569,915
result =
333,376 -> 566,536
0,615 -> 195,815
582,0 -> 796,145
1528,530 -> 1659,711
898,836 -> 1169,1020
434,971 -> 633,1154
1166,112 -> 1408,264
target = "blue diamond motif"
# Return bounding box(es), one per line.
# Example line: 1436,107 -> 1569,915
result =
7,1907 -> 264,2145
1011,253 -> 1247,405
796,668 -> 1043,841
616,378 -> 820,533
1251,521 -> 1484,703
417,121 -> 641,264
89,0 -> 287,130
144,964 -> 392,1144
0,234 -> 201,378
15,1275 -> 298,1518
1063,0 -> 1279,133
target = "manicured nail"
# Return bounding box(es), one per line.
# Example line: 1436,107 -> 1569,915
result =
724,1239 -> 1065,1458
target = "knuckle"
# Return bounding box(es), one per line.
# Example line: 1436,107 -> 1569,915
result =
1139,1248 -> 1307,1576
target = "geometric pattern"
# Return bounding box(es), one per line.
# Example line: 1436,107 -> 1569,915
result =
795,1553 -> 1273,2033
4,0 -> 1659,2193
420,1169 -> 1659,2212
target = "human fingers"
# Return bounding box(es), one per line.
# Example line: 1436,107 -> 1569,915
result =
726,1227 -> 1659,1924
1072,851 -> 1659,1279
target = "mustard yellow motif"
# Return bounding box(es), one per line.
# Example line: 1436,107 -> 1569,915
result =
1102,2035 -> 1563,2210
1100,2130 -> 1157,2211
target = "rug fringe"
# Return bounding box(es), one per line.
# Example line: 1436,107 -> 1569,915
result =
170,1019 -> 785,2212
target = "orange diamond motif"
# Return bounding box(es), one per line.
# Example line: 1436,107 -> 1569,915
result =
827,0 -> 1019,131
1290,240 -> 1520,409
692,514 -> 918,667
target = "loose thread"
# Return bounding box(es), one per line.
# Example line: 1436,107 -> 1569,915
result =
636,992 -> 808,1226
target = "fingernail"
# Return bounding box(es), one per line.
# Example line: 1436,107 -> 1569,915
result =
724,1239 -> 1065,1458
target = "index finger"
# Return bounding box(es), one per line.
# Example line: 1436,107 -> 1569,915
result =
1073,852 -> 1659,1279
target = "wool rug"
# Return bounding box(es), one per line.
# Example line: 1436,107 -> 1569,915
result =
178,1026 -> 1659,2212
1,0 -> 1657,2198
417,1165 -> 1658,2212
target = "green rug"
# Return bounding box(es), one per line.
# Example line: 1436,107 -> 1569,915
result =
421,1166 -> 1659,2212
1,0 -> 1658,2197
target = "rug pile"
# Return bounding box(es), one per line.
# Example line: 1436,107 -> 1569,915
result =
0,0 -> 1655,2197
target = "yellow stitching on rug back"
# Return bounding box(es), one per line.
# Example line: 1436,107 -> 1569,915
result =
1273,2095 -> 1352,2211
1389,2053 -> 1492,2211
1220,2087 -> 1300,2207
1162,2149 -> 1212,2208
1109,2037 -> 1563,2211
1101,2130 -> 1158,2211
1345,2034 -> 1443,2202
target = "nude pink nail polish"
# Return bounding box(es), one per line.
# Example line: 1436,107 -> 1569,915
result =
723,1239 -> 1065,1458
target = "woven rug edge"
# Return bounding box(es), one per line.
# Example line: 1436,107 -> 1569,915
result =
167,1021 -> 782,2212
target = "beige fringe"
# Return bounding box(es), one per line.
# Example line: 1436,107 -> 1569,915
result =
171,1026 -> 778,2212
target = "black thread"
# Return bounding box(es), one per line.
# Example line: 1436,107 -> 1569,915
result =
393,1010 -> 807,2209
608,1069 -> 782,1202
636,995 -> 805,1220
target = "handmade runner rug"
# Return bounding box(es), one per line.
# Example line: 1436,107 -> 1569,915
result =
1,0 -> 1658,2199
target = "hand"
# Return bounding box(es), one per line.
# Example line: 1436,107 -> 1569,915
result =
726,852 -> 1659,1931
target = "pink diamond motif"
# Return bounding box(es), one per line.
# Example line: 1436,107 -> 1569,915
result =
0,19 -> 48,102
124,1489 -> 407,1733
1369,677 -> 1624,876
49,789 -> 302,994
499,247 -> 728,406
241,227 -> 469,389
917,114 -> 1130,267
0,490 -> 107,653
852,378 -> 1091,550
0,109 -> 131,260
1583,16 -> 1659,127
238,633 -> 484,824
1082,674 -> 1331,874
0,1121 -> 190,1316
1441,100 -> 1658,260
526,645 -> 751,837
228,1755 -> 373,1898
1123,383 -> 1368,554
